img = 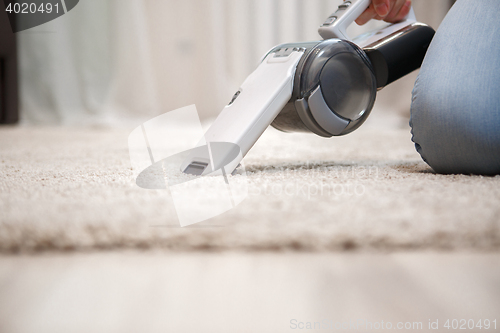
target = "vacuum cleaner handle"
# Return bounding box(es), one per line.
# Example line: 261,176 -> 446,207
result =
318,0 -> 417,43
318,0 -> 372,40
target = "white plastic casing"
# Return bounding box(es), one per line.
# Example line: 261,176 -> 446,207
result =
182,48 -> 305,175
319,0 -> 372,40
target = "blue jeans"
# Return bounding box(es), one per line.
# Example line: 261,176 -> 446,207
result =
410,0 -> 500,175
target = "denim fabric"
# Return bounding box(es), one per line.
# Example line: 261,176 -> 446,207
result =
410,0 -> 500,175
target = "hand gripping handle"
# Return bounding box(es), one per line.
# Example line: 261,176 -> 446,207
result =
318,0 -> 371,40
318,0 -> 416,41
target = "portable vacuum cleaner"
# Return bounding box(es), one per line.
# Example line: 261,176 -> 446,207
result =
181,0 -> 435,176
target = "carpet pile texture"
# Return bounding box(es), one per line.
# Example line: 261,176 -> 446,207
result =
1,121 -> 499,253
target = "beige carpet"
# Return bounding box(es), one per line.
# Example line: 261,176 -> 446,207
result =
1,119 -> 499,253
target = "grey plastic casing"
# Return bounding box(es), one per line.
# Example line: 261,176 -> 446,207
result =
271,39 -> 377,137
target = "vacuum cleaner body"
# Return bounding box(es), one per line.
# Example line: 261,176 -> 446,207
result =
271,21 -> 435,137
182,0 -> 435,176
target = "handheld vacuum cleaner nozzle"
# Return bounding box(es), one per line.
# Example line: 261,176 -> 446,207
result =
182,0 -> 435,176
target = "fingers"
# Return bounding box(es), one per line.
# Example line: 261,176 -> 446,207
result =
384,0 -> 411,22
372,0 -> 390,17
355,3 -> 378,25
355,0 -> 389,25
355,0 -> 412,25
386,0 -> 412,22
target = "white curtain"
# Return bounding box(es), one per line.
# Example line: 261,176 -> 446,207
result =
18,0 -> 452,126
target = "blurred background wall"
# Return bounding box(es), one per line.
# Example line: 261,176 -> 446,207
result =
18,0 -> 455,126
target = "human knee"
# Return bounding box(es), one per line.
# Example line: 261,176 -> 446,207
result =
410,81 -> 500,175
